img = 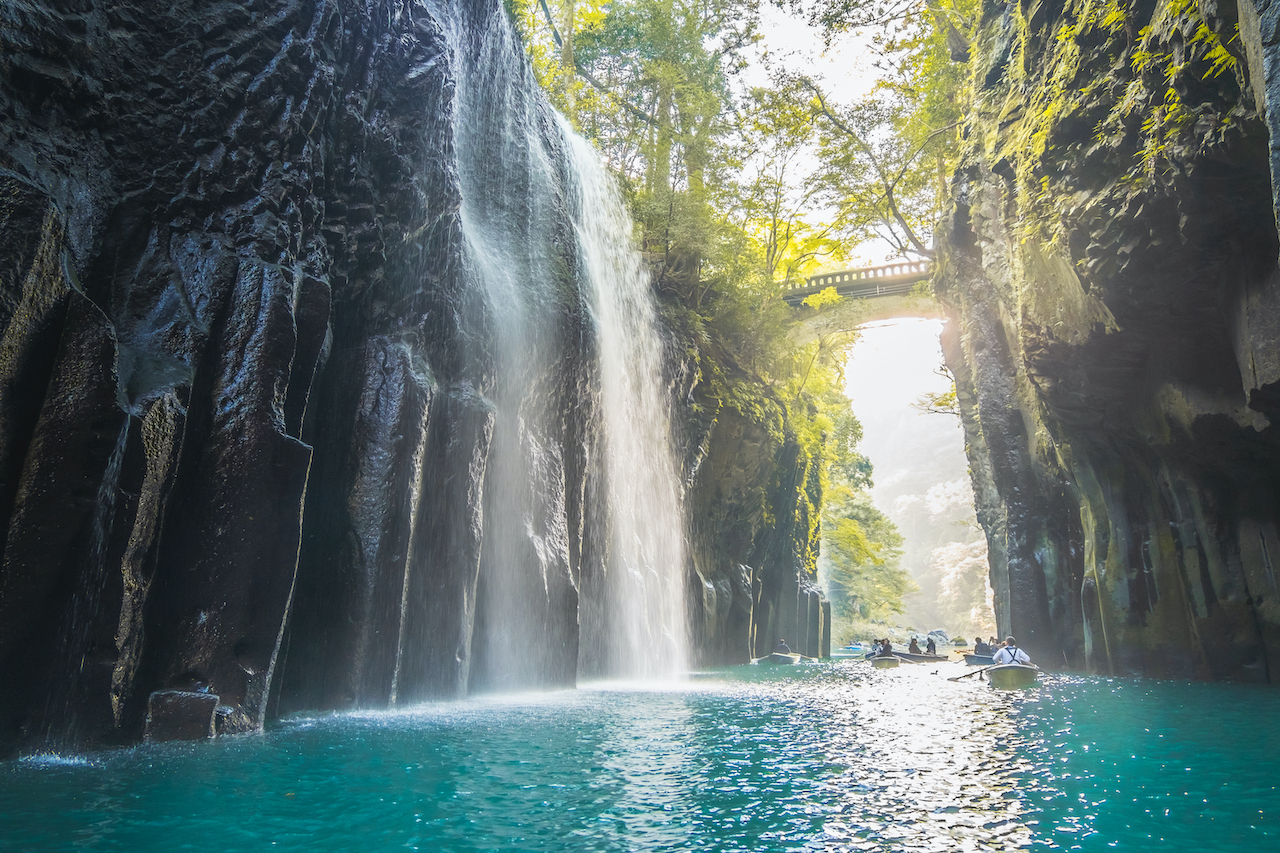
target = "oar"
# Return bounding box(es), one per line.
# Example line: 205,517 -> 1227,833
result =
948,663 -> 1000,682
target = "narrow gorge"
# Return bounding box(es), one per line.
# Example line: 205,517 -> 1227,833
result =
0,0 -> 830,756
13,0 -> 1280,762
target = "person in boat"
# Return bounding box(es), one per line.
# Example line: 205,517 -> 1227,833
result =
992,636 -> 1031,665
775,639 -> 791,654
908,638 -> 922,655
973,638 -> 990,655
926,637 -> 937,655
878,638 -> 893,656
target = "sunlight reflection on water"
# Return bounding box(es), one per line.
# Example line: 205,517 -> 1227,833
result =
1,661 -> 1277,852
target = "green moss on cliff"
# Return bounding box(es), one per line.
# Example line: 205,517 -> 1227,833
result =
969,0 -> 1252,263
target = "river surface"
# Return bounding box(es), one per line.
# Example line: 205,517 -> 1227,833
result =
2,661 -> 1275,851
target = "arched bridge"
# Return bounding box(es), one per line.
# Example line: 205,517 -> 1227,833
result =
783,260 -> 933,307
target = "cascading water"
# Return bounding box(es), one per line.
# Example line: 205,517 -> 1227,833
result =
564,129 -> 689,680
443,0 -> 579,691
439,0 -> 687,687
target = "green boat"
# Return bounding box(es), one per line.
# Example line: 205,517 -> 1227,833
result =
870,655 -> 900,669
987,663 -> 1039,689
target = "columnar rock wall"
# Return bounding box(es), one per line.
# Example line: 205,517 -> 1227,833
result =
938,0 -> 1280,680
0,0 -> 501,753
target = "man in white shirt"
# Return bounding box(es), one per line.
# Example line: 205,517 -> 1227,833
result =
992,636 -> 1031,665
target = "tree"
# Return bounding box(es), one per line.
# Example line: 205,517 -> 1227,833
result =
822,483 -> 913,624
771,0 -> 974,261
728,78 -> 841,286
910,364 -> 959,416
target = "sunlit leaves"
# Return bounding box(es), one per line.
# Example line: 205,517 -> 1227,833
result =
802,286 -> 842,310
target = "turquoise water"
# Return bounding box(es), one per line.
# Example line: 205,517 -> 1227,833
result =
1,662 -> 1276,851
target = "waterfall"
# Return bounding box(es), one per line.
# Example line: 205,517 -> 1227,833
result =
565,129 -> 689,680
439,0 -> 687,687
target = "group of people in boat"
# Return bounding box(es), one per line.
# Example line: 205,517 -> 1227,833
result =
907,637 -> 938,655
782,634 -> 1032,664
867,636 -> 936,657
975,635 -> 1032,665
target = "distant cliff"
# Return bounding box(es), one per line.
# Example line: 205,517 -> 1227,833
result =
938,0 -> 1280,679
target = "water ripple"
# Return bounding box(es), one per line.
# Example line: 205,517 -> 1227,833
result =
2,663 -> 1278,851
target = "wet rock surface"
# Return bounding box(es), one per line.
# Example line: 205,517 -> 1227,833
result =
0,0 -> 470,752
143,690 -> 217,742
939,0 -> 1280,680
675,326 -> 830,666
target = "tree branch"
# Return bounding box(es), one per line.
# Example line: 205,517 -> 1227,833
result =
803,79 -> 935,259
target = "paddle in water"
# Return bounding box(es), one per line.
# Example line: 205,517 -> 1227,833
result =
948,663 -> 1000,682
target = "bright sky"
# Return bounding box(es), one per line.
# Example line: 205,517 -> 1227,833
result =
745,6 -> 877,98
843,318 -> 963,511
844,319 -> 950,413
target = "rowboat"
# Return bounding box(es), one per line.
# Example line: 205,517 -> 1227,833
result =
870,655 -> 900,669
964,653 -> 995,666
762,652 -> 801,665
894,651 -> 949,663
986,663 -> 1040,689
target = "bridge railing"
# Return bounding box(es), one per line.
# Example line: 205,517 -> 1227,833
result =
788,259 -> 933,292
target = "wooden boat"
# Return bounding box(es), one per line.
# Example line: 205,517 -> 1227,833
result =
964,653 -> 995,666
987,663 -> 1040,689
870,655 -> 900,669
762,652 -> 801,665
894,651 -> 949,663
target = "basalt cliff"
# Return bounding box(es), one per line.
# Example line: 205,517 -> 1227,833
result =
0,0 -> 827,756
939,0 -> 1280,679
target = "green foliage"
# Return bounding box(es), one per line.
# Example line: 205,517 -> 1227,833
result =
912,386 -> 959,416
962,0 -> 1249,251
822,482 -> 914,623
512,0 -> 913,607
802,286 -> 842,310
789,0 -> 974,260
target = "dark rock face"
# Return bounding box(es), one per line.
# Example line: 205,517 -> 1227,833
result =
677,337 -> 830,666
144,690 -> 217,743
0,0 -> 828,755
939,0 -> 1280,679
0,0 -> 478,752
